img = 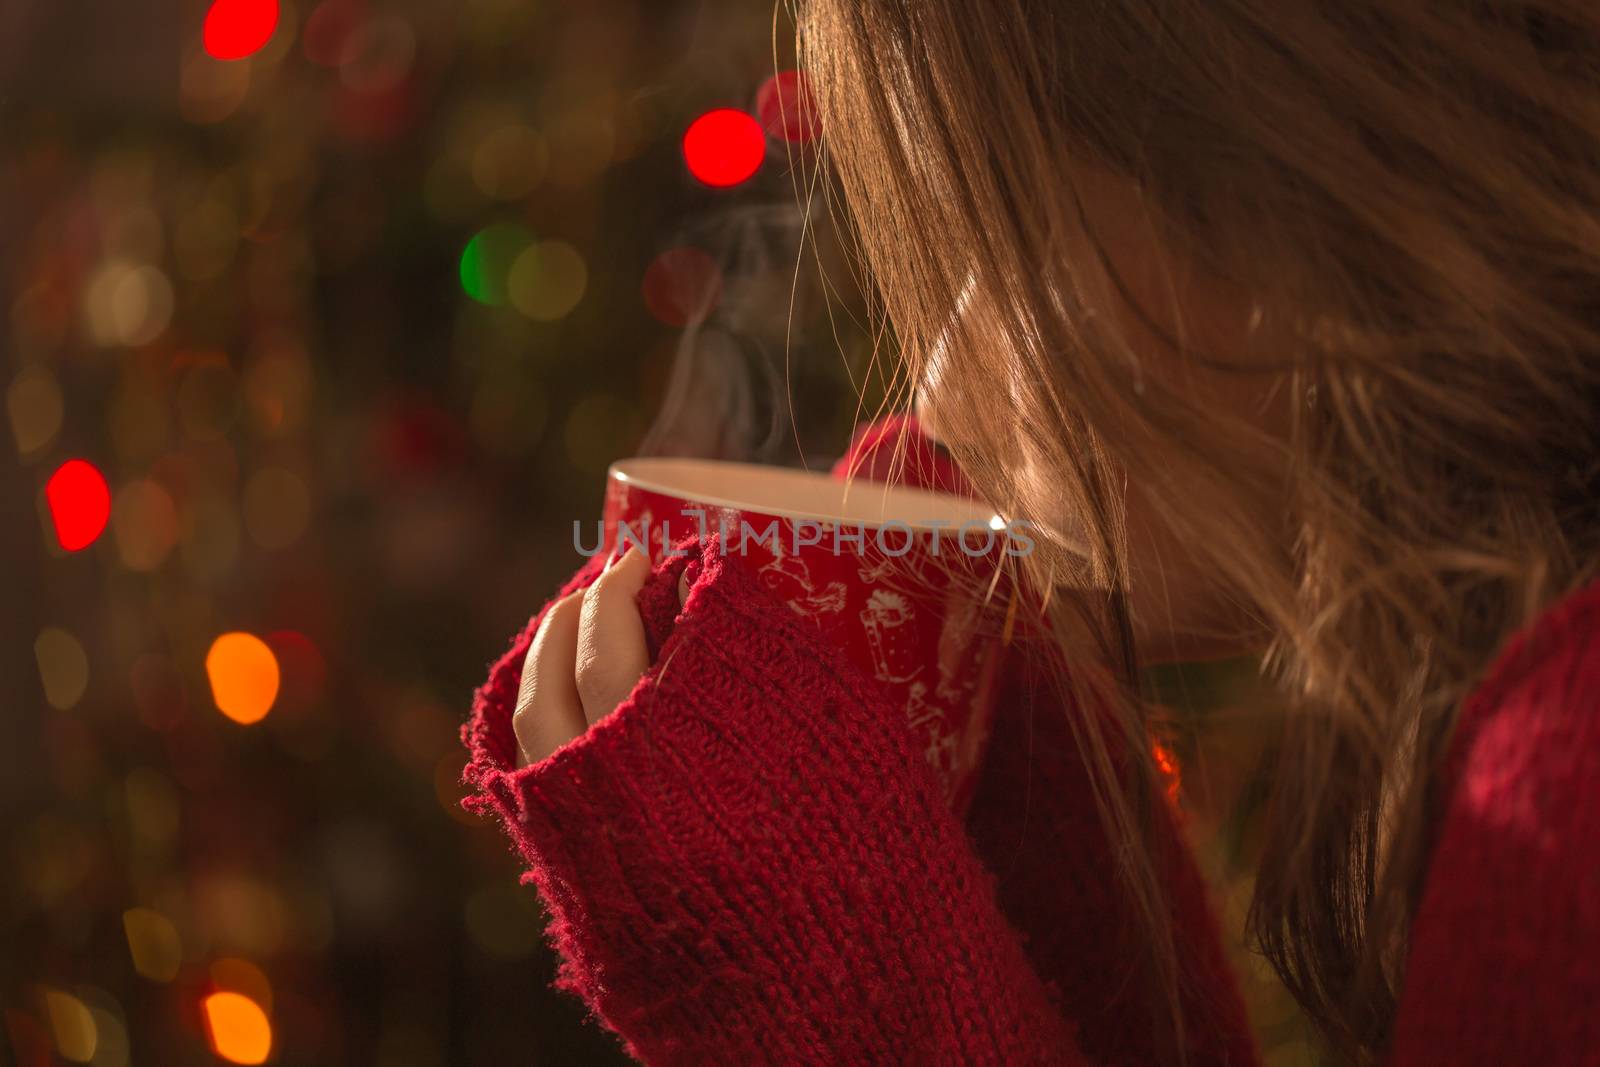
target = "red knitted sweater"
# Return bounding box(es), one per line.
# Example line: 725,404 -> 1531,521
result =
461,421 -> 1600,1065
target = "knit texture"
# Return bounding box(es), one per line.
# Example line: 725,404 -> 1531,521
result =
461,417 -> 1600,1064
1386,576 -> 1600,1065
464,541 -> 1087,1064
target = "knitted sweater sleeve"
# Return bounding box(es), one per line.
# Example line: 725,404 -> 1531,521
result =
1386,580 -> 1600,1065
461,539 -> 1089,1065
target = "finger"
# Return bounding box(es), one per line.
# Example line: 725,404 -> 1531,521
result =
575,546 -> 653,724
678,566 -> 691,609
512,592 -> 587,767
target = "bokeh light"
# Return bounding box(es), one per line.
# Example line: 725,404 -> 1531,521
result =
508,240 -> 588,321
331,64 -> 418,144
243,467 -> 311,549
181,47 -> 253,124
34,628 -> 89,711
265,630 -> 327,711
45,459 -> 112,552
41,988 -> 97,1063
544,107 -> 617,188
338,14 -> 416,94
641,247 -> 723,327
112,479 -> 180,571
459,223 -> 532,306
84,998 -> 131,1067
122,908 -> 184,983
7,367 -> 65,458
203,0 -> 281,61
681,108 -> 765,187
471,124 -> 549,200
205,633 -> 280,725
201,992 -> 273,1065
1153,739 -> 1183,804
211,959 -> 274,1013
83,261 -> 175,348
302,0 -> 362,67
193,875 -> 292,956
242,343 -> 313,437
756,70 -> 820,144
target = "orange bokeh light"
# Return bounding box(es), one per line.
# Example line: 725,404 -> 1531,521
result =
201,991 -> 272,1064
205,633 -> 280,724
1152,739 -> 1183,805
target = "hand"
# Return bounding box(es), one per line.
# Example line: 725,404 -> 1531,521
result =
512,547 -> 688,768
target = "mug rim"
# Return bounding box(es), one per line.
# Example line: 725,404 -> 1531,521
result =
608,456 -> 1004,533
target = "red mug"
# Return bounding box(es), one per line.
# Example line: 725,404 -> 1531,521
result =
595,457 -> 1026,815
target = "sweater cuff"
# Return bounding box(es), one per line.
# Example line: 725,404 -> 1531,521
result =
462,538 -> 1080,1064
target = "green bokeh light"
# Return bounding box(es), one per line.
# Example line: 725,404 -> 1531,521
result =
459,223 -> 533,305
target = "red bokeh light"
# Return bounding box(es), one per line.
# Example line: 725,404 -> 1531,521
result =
641,247 -> 723,327
333,77 -> 418,144
266,630 -> 328,711
371,395 -> 471,479
302,0 -> 364,67
45,459 -> 112,552
681,108 -> 766,188
203,0 -> 281,62
756,71 -> 820,144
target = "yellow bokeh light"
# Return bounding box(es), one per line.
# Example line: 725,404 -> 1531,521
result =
34,627 -> 89,710
7,367 -> 65,457
205,633 -> 279,725
42,988 -> 97,1063
123,907 -> 183,983
508,239 -> 587,322
201,991 -> 272,1065
470,124 -> 548,200
84,260 -> 174,348
181,47 -> 251,125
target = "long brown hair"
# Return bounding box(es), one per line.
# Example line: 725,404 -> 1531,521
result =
793,1 -> 1600,1061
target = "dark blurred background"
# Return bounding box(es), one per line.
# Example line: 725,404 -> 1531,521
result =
1,2 -> 880,1064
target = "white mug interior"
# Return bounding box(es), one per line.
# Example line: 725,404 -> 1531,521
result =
608,457 -> 1003,531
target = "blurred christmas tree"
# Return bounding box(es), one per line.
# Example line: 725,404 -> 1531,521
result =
2,1 -> 872,1063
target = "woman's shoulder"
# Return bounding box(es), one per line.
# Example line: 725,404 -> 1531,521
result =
1392,575 -> 1600,1064
1439,574 -> 1600,844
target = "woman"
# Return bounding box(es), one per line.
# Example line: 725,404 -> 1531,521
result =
463,2 -> 1600,1063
